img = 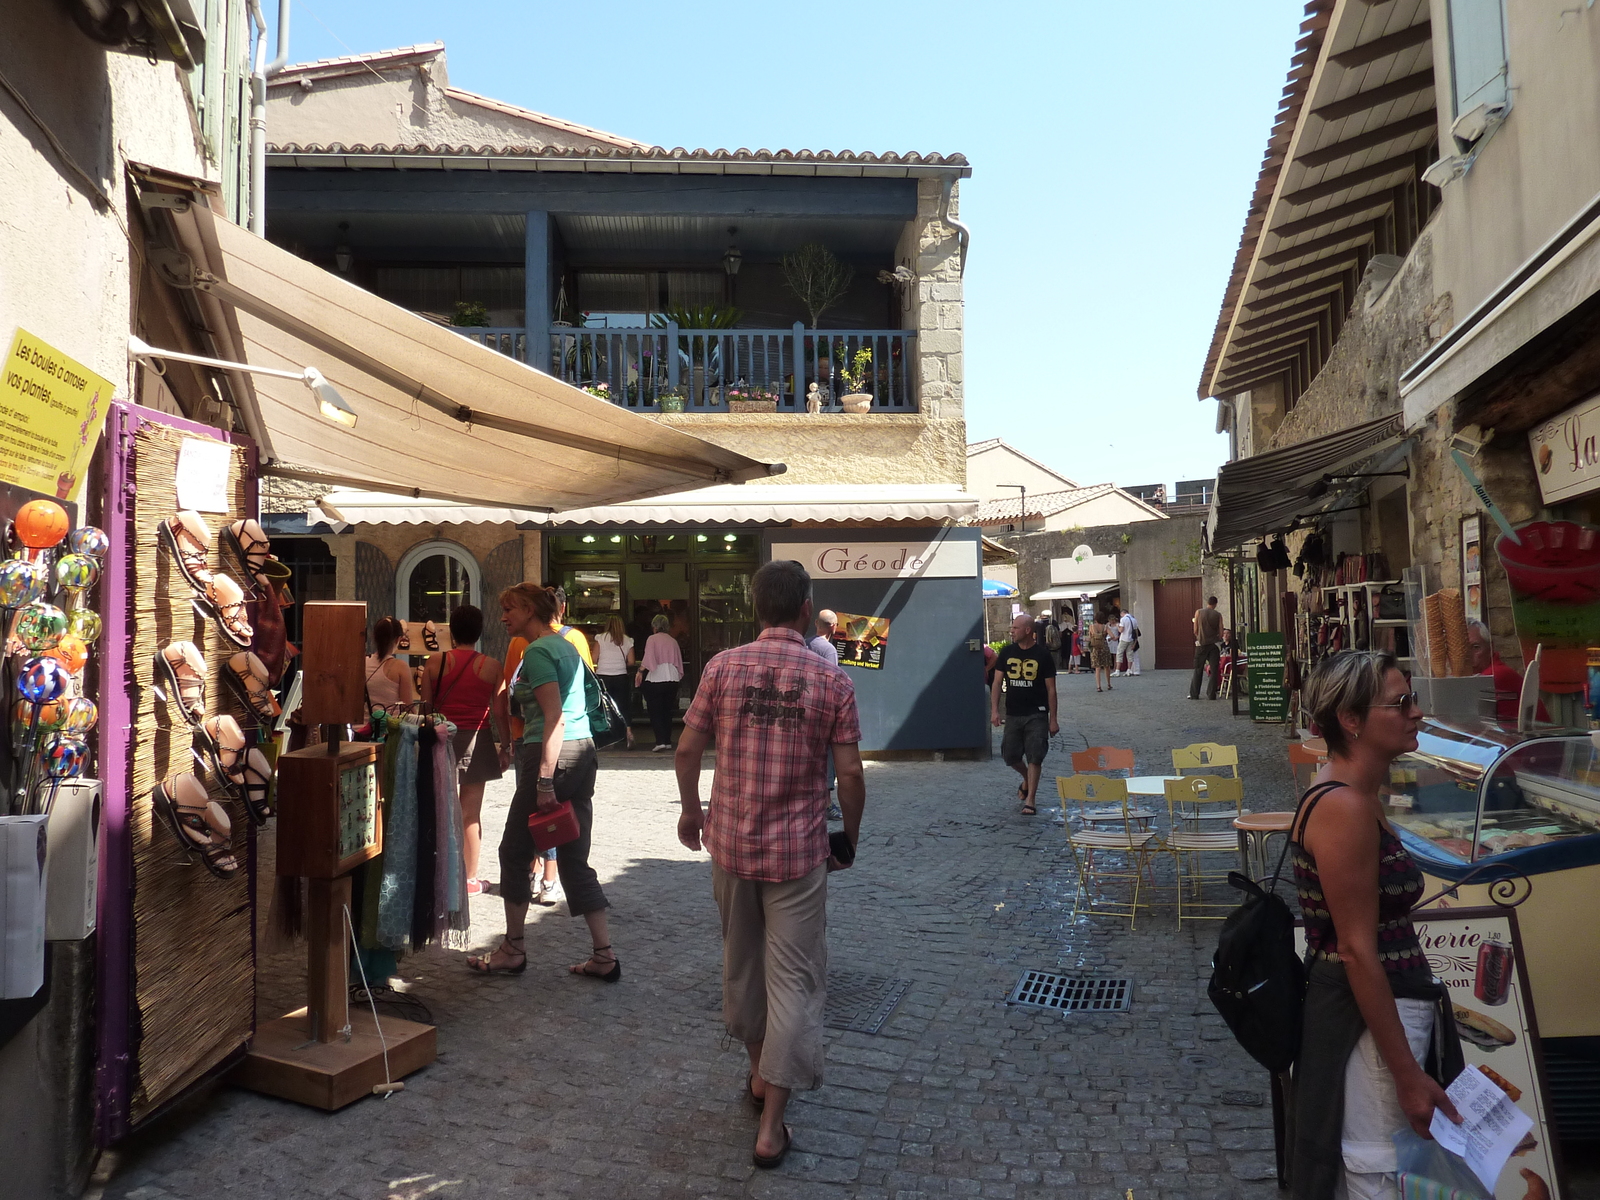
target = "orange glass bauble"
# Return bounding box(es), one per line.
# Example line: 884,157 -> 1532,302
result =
15,500 -> 69,550
49,634 -> 90,674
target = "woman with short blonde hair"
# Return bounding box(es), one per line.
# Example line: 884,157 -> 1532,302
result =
593,614 -> 636,749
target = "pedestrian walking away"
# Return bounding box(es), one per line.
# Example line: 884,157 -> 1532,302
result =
470,583 -> 619,982
1289,651 -> 1463,1199
1190,594 -> 1225,700
990,612 -> 1058,815
1116,606 -> 1141,676
636,613 -> 685,751
1087,611 -> 1115,692
594,615 -> 637,749
807,608 -> 843,817
675,559 -> 866,1172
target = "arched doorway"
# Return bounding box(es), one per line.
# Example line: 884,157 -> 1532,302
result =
395,540 -> 480,627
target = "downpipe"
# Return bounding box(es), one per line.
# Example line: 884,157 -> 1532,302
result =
940,175 -> 971,276
247,0 -> 290,236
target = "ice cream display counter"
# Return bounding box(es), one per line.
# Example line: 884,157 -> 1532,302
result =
1384,718 -> 1600,1045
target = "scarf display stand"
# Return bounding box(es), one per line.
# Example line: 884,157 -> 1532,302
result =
233,603 -> 435,1109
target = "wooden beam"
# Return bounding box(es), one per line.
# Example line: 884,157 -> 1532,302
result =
1224,328 -> 1317,368
1271,192 -> 1394,239
1232,319 -> 1319,355
1242,271 -> 1349,311
1329,23 -> 1430,70
1260,220 -> 1379,267
1253,252 -> 1362,292
1297,110 -> 1438,168
1310,69 -> 1434,123
1212,362 -> 1295,396
1236,294 -> 1336,335
1281,152 -> 1417,207
1455,292 -> 1600,434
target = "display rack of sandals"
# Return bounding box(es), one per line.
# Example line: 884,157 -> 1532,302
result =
96,402 -> 280,1138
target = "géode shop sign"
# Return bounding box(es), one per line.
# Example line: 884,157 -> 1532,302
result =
770,539 -> 979,580
1530,392 -> 1600,504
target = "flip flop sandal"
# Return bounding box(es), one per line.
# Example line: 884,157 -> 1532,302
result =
225,651 -> 280,725
745,1073 -> 765,1112
197,574 -> 254,648
422,620 -> 441,651
752,1125 -> 792,1170
152,772 -> 240,879
154,641 -> 207,728
157,511 -> 215,594
236,747 -> 275,824
466,937 -> 527,975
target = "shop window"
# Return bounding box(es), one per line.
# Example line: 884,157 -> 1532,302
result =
1448,0 -> 1507,117
562,568 -> 622,630
693,531 -> 757,558
628,533 -> 690,556
396,541 -> 479,626
550,533 -> 624,560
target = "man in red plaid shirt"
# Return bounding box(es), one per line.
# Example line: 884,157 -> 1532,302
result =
676,559 -> 866,1171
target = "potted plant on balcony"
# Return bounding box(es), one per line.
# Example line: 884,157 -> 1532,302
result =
782,244 -> 853,328
836,346 -> 874,414
725,385 -> 779,414
657,386 -> 687,414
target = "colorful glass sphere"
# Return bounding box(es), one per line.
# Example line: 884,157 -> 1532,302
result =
62,696 -> 98,734
15,603 -> 67,651
68,526 -> 110,559
13,500 -> 69,550
55,553 -> 100,592
14,698 -> 65,730
18,657 -> 68,704
0,558 -> 47,608
40,733 -> 87,780
49,634 -> 90,674
66,607 -> 103,643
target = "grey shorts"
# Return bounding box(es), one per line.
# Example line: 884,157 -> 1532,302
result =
1001,712 -> 1050,767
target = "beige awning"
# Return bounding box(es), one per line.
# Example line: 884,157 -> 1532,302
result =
1031,583 -> 1117,601
168,205 -> 777,510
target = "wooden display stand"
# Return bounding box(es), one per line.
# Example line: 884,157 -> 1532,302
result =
234,603 -> 436,1110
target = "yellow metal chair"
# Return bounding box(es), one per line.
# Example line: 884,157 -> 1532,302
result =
1162,775 -> 1247,924
1068,746 -> 1156,828
1171,742 -> 1240,778
1057,775 -> 1158,929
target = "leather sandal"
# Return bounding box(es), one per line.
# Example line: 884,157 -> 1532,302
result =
467,936 -> 527,975
154,641 -> 207,728
152,772 -> 239,879
157,511 -> 214,593
225,651 -> 279,725
569,944 -> 621,983
199,714 -> 246,789
199,574 -> 254,648
235,747 -> 274,824
422,620 -> 440,651
752,1125 -> 792,1170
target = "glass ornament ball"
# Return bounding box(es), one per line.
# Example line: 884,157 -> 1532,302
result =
0,558 -> 47,607
68,526 -> 110,559
41,734 -> 87,780
13,500 -> 69,550
66,608 -> 103,643
14,698 -> 65,730
50,635 -> 90,674
18,657 -> 68,704
55,553 -> 100,593
62,696 -> 98,734
15,603 -> 67,651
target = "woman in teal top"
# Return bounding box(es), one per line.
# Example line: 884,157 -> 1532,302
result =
469,583 -> 618,981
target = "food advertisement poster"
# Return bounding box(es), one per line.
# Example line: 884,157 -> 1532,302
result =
1417,907 -> 1562,1200
831,612 -> 890,670
1462,515 -> 1484,624
1247,631 -> 1288,722
0,328 -> 114,503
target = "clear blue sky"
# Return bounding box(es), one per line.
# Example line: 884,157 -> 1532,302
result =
283,1 -> 1304,490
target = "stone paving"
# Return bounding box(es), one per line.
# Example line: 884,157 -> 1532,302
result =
93,668 -> 1300,1200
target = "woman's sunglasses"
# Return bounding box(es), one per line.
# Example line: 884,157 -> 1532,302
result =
1371,692 -> 1421,711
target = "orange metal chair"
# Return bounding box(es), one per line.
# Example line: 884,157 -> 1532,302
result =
1069,747 -> 1155,827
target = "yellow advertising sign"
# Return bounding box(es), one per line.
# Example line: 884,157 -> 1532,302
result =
0,328 -> 115,502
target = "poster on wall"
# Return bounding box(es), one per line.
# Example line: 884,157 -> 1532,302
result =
831,612 -> 890,670
1462,515 -> 1484,624
1246,631 -> 1287,722
0,328 -> 114,502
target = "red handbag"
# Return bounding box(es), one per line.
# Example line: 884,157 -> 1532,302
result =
528,801 -> 579,851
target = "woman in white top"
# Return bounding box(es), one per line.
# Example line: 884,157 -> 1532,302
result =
364,615 -> 417,709
594,615 -> 636,749
634,612 -> 685,751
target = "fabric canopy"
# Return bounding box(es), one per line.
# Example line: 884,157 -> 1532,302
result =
1207,414 -> 1405,550
171,205 -> 776,510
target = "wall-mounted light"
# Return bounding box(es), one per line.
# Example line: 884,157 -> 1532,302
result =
722,227 -> 742,277
128,335 -> 358,429
335,221 -> 353,274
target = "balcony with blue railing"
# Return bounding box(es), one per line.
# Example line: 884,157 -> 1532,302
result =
457,323 -> 917,413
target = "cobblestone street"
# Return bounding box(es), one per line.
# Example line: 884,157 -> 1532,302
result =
95,669 -> 1299,1200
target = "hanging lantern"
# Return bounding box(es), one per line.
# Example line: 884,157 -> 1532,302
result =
66,608 -> 104,643
68,526 -> 110,559
0,558 -> 47,607
18,657 -> 69,704
15,603 -> 67,651
55,553 -> 100,593
50,634 -> 90,674
13,500 -> 69,550
40,733 -> 87,780
62,696 -> 98,734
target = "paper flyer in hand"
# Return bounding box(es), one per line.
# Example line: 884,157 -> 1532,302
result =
1430,1065 -> 1535,1192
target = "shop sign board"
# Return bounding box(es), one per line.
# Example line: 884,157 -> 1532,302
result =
0,328 -> 114,503
830,612 -> 890,669
1246,631 -> 1287,722
1529,392 -> 1600,505
771,538 -> 978,580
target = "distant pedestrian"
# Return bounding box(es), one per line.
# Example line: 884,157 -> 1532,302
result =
1043,614 -> 1062,664
1116,607 -> 1141,676
808,608 -> 842,817
635,613 -> 685,751
990,612 -> 1059,816
1088,612 -> 1115,692
595,615 -> 637,749
1104,603 -> 1122,673
1190,595 -> 1225,700
675,559 -> 865,1171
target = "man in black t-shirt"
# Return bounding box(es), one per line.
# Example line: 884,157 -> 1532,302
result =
990,612 -> 1059,815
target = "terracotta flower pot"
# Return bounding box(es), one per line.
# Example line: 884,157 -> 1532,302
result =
840,393 -> 872,414
727,399 -> 778,413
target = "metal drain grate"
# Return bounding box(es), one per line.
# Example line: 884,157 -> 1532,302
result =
825,971 -> 911,1034
1007,971 -> 1132,1013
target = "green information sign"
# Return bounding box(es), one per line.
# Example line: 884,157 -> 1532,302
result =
1247,632 -> 1288,723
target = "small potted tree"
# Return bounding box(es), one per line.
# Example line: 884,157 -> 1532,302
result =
836,346 -> 874,413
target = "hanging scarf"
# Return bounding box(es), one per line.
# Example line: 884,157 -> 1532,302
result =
434,722 -> 471,948
376,721 -> 419,950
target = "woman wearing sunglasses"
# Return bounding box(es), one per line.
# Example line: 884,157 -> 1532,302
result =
1289,651 -> 1462,1200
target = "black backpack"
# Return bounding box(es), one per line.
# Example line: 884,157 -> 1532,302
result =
1206,781 -> 1337,1073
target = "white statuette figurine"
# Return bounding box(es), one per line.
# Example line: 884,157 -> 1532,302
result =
806,382 -> 822,414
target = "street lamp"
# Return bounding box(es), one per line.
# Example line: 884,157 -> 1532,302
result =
128,335 -> 358,428
999,483 -> 1027,534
